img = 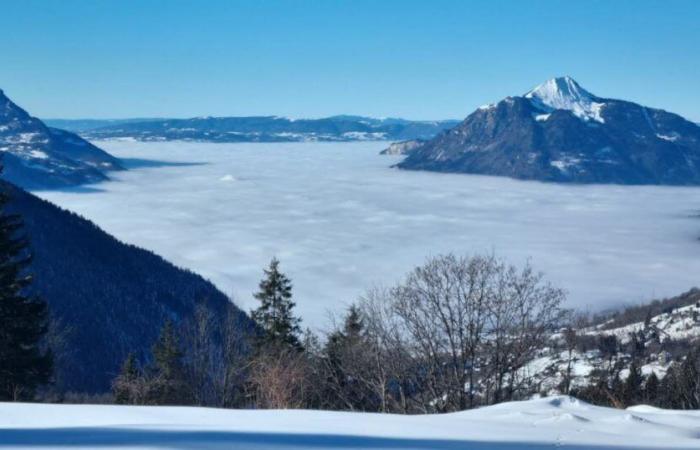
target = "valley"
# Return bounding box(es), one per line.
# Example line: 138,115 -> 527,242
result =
36,140 -> 700,326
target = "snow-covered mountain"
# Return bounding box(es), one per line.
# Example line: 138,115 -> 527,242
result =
76,115 -> 460,143
0,89 -> 122,189
398,77 -> 700,185
524,76 -> 606,123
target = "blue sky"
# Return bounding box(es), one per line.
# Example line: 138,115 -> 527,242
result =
2,0 -> 699,120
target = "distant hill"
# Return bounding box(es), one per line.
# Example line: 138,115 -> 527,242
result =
0,89 -> 123,189
4,181 -> 253,393
77,115 -> 460,143
524,288 -> 700,396
43,118 -> 165,133
398,77 -> 700,185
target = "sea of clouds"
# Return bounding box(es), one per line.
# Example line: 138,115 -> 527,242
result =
37,141 -> 700,327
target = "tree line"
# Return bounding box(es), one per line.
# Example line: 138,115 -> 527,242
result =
567,330 -> 700,410
112,254 -> 575,412
1,177 -> 698,412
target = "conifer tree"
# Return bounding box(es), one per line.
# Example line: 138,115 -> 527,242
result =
251,258 -> 301,349
659,366 -> 678,408
644,371 -> 659,405
323,305 -> 376,411
113,352 -> 141,404
148,320 -> 191,405
0,183 -> 51,400
623,361 -> 643,406
676,349 -> 700,409
342,305 -> 364,341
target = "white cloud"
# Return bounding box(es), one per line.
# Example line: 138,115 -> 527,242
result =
37,141 -> 700,327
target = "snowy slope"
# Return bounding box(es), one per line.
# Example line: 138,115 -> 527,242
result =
589,303 -> 700,344
524,76 -> 606,123
399,76 -> 700,185
1,396 -> 699,449
0,89 -> 123,189
518,297 -> 700,394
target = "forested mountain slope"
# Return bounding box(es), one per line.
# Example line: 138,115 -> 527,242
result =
3,181 -> 253,393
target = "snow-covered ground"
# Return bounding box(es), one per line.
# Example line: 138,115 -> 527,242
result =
36,141 -> 700,326
1,397 -> 699,449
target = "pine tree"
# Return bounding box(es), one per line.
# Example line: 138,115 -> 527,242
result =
251,258 -> 301,349
113,353 -> 141,404
659,366 -> 678,408
644,372 -> 660,405
322,305 -> 376,411
342,305 -> 364,341
676,349 -> 700,409
148,320 -> 191,405
623,361 -> 643,406
0,183 -> 51,400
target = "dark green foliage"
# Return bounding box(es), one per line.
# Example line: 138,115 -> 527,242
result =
322,305 -> 378,411
644,372 -> 659,405
147,320 -> 192,405
623,361 -> 643,405
0,182 -> 51,400
112,353 -> 141,404
251,258 -> 301,349
3,180 -> 252,393
659,366 -> 678,408
578,343 -> 700,410
674,348 -> 700,409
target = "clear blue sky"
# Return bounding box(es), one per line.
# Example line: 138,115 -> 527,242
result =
2,0 -> 699,121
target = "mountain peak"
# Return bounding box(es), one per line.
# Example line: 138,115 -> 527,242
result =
524,77 -> 604,123
526,76 -> 590,98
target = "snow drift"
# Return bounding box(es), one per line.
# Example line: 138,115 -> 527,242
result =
1,396 -> 699,449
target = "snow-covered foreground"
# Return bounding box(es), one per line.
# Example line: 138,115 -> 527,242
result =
1,397 -> 699,449
36,141 -> 700,326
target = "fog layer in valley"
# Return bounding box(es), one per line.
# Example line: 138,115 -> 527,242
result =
37,141 -> 700,326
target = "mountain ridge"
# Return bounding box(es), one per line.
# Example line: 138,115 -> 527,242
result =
3,180 -> 253,393
0,89 -> 123,189
398,77 -> 700,185
74,115 -> 460,143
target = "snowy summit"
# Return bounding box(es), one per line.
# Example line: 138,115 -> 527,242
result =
398,76 -> 700,185
524,76 -> 606,123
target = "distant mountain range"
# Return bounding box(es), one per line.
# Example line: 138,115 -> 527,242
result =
0,90 -> 123,189
59,115 -> 459,143
43,118 -> 165,133
5,180 -> 253,393
398,77 -> 700,185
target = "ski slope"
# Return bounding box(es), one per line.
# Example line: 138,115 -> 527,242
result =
1,396 -> 699,449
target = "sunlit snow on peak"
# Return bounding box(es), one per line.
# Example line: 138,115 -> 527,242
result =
525,77 -> 606,123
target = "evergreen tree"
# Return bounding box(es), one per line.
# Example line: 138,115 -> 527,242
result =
659,366 -> 678,408
251,258 -> 301,349
113,352 -> 141,404
325,306 -> 364,369
148,320 -> 191,405
342,305 -> 364,341
676,349 -> 700,409
644,372 -> 660,405
0,183 -> 51,400
623,361 -> 643,406
323,305 -> 377,411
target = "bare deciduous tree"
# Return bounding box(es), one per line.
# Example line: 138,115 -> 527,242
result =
248,344 -> 311,409
347,254 -> 565,413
